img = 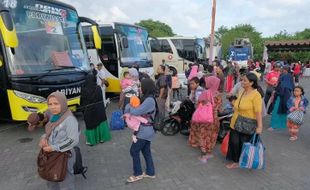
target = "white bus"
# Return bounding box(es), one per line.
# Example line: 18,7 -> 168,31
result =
83,23 -> 154,93
150,37 -> 206,75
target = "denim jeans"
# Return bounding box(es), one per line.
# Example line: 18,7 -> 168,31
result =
130,139 -> 155,176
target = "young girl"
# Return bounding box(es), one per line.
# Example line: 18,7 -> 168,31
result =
287,86 -> 309,141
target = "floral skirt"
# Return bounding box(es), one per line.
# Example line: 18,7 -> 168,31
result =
189,121 -> 219,154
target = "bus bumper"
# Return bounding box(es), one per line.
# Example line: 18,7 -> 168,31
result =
7,90 -> 80,121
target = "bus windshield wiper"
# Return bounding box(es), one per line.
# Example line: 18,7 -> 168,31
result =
32,66 -> 88,80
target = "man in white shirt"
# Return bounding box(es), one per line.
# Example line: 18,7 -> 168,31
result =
96,63 -> 109,107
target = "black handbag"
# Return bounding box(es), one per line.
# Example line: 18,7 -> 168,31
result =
234,92 -> 257,135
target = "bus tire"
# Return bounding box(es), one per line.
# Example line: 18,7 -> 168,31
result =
169,66 -> 177,76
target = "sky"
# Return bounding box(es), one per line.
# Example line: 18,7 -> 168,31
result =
62,0 -> 310,38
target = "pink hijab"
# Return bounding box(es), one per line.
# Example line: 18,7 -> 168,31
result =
204,76 -> 220,97
188,65 -> 198,80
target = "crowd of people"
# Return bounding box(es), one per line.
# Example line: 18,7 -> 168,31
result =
27,58 -> 309,189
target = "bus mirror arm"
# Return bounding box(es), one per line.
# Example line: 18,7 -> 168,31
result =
78,17 -> 101,49
0,6 -> 18,48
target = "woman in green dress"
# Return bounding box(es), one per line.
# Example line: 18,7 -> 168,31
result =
81,70 -> 111,145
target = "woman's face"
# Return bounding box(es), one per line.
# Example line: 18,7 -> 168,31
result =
48,97 -> 62,115
241,76 -> 253,89
294,88 -> 303,97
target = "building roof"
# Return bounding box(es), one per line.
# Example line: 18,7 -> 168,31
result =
265,39 -> 310,52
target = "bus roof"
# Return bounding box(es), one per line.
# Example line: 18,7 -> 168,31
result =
40,0 -> 77,12
97,22 -> 148,31
155,36 -> 198,40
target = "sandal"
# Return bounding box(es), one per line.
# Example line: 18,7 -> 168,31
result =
126,175 -> 143,183
267,127 -> 274,132
289,136 -> 298,141
198,156 -> 208,164
226,163 -> 239,169
143,172 -> 156,179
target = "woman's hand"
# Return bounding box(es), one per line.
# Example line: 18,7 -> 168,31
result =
43,145 -> 54,152
256,126 -> 263,134
39,138 -> 48,148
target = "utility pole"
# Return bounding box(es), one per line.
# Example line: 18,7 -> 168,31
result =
209,0 -> 216,65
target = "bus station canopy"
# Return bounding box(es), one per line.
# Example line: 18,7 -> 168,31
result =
265,39 -> 310,52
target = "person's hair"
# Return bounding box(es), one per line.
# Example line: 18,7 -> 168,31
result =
132,63 -> 140,71
239,68 -> 247,76
190,77 -> 200,84
159,64 -> 166,72
207,65 -> 214,73
227,95 -> 237,102
97,63 -> 103,67
123,71 -> 129,77
90,63 -> 94,66
245,72 -> 259,89
92,68 -> 98,76
294,86 -> 305,95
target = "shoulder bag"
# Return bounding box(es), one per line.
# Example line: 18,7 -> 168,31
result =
37,125 -> 71,182
234,91 -> 257,135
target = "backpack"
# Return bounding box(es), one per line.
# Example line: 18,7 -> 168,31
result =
110,110 -> 125,130
147,97 -> 162,131
73,146 -> 88,179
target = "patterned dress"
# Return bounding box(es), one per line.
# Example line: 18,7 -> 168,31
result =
189,94 -> 222,153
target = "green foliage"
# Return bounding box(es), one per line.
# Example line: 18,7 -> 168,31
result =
219,24 -> 264,60
135,19 -> 175,37
217,25 -> 310,62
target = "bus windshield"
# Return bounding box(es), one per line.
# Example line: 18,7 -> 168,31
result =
115,24 -> 152,68
195,38 -> 206,60
1,0 -> 89,75
171,39 -> 196,62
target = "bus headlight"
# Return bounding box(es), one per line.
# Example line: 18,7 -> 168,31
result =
13,90 -> 46,103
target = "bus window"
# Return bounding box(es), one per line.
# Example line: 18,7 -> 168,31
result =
150,40 -> 161,52
161,40 -> 172,54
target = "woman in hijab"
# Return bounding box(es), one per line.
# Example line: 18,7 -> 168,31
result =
38,91 -> 79,190
269,65 -> 294,130
80,71 -> 111,146
124,78 -> 156,183
189,76 -> 222,164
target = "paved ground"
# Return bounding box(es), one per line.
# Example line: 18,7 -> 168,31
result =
1,78 -> 310,190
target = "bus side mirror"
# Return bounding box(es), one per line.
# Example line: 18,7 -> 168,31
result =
78,17 -> 101,49
91,25 -> 101,49
0,9 -> 18,48
122,36 -> 128,48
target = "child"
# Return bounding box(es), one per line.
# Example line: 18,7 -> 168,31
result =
219,95 -> 237,117
120,71 -> 134,91
189,77 -> 204,105
217,95 -> 237,142
123,96 -> 148,143
286,86 -> 309,141
119,71 -> 133,110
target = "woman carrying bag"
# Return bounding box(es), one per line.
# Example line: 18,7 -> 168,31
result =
38,91 -> 79,190
226,73 -> 263,169
189,76 -> 222,164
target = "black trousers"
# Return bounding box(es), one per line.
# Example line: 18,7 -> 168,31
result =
226,129 -> 253,163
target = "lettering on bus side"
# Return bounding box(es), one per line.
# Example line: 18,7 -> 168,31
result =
59,87 -> 81,96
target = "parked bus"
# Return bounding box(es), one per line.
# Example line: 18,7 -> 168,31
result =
83,23 -> 154,93
150,37 -> 206,75
0,0 -> 101,121
228,38 -> 253,68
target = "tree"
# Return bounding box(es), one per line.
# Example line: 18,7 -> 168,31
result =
215,25 -> 229,41
219,24 -> 264,60
135,19 -> 175,37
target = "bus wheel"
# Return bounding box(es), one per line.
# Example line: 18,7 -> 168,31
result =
169,66 -> 177,76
